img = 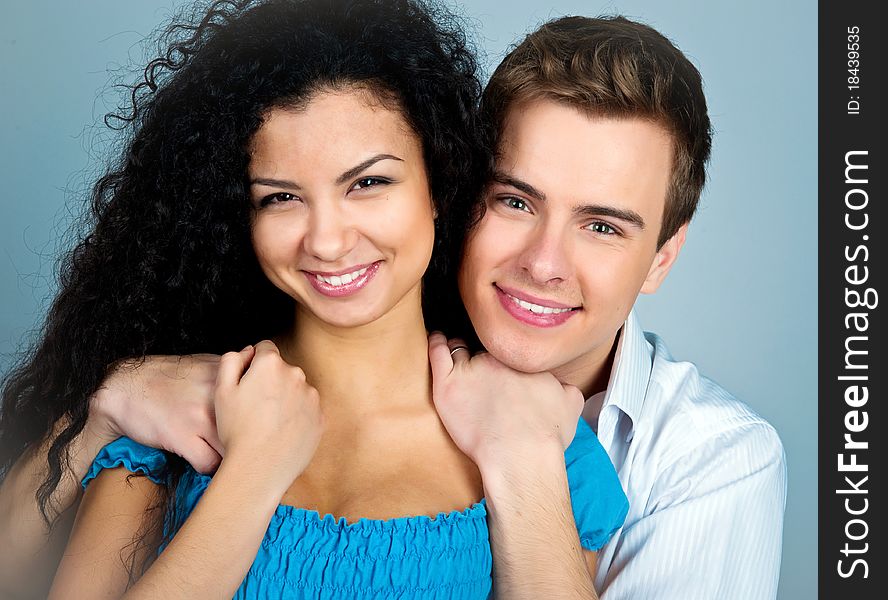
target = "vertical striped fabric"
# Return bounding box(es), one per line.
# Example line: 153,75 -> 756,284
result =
583,311 -> 786,600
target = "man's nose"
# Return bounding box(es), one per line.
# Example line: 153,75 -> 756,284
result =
517,222 -> 573,285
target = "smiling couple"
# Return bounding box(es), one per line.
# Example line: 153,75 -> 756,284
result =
0,0 -> 785,598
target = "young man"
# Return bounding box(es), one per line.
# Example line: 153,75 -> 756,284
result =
0,16 -> 784,600
427,16 -> 786,599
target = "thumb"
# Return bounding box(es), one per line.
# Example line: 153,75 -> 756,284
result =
216,345 -> 255,390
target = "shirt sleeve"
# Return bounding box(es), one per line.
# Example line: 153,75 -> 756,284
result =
565,418 -> 630,551
81,436 -> 170,490
598,422 -> 786,600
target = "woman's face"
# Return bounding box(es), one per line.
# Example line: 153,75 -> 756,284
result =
248,89 -> 435,329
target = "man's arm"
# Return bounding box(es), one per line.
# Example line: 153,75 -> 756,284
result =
483,450 -> 598,599
428,334 -> 605,598
597,424 -> 786,600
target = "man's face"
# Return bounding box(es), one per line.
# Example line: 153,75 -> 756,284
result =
459,99 -> 684,387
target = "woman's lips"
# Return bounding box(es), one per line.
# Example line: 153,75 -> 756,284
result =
494,284 -> 579,328
305,261 -> 381,298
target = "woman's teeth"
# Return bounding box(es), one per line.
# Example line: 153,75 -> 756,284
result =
315,266 -> 369,287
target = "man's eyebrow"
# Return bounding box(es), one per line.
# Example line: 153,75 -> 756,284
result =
493,171 -> 646,230
250,154 -> 404,189
575,204 -> 646,230
492,171 -> 546,202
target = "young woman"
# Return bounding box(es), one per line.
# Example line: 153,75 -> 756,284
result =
0,0 -> 627,597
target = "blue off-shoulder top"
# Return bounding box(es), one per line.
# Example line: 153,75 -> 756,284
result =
82,416 -> 628,599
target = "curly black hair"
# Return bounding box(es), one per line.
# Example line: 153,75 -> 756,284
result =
0,0 -> 488,535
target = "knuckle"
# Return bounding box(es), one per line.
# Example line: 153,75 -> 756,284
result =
194,403 -> 214,426
303,386 -> 320,404
254,339 -> 279,353
567,385 -> 584,403
476,353 -> 495,367
207,452 -> 222,469
220,351 -> 240,362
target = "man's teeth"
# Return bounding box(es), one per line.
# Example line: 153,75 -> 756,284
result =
315,267 -> 369,287
508,294 -> 572,314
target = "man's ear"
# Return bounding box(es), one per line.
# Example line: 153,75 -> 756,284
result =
640,223 -> 687,294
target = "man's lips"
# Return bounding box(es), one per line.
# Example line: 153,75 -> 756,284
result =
494,284 -> 579,311
494,283 -> 580,328
304,261 -> 381,297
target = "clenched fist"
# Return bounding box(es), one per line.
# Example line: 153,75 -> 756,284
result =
214,341 -> 324,497
428,332 -> 584,474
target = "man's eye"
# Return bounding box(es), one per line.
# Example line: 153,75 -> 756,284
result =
259,192 -> 300,207
504,197 -> 531,212
588,221 -> 617,235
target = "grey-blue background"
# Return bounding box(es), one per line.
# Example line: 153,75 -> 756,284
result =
0,1 -> 816,598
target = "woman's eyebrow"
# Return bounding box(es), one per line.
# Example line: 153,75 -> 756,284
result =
250,177 -> 301,189
335,154 -> 404,185
250,154 -> 404,190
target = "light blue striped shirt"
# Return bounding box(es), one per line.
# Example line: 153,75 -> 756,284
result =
584,311 -> 786,599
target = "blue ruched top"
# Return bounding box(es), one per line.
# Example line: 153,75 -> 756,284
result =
82,416 -> 628,599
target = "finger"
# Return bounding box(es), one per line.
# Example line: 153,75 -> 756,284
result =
252,339 -> 281,357
192,353 -> 223,364
179,438 -> 223,475
562,383 -> 586,414
199,415 -> 225,458
446,338 -> 471,368
428,332 -> 455,380
192,353 -> 223,382
216,346 -> 255,389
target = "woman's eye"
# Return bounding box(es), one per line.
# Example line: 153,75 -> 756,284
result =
259,192 -> 299,207
351,177 -> 389,191
503,197 -> 531,212
587,221 -> 617,235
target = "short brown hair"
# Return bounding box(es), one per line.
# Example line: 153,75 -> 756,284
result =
482,16 -> 712,247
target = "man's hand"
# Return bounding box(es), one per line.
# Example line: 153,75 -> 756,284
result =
428,332 -> 585,474
430,333 -> 596,598
90,353 -> 224,474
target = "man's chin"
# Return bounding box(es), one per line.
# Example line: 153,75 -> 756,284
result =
481,336 -> 562,375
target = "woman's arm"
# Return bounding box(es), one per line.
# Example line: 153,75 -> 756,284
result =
0,415 -> 117,599
48,466 -> 163,599
0,354 -> 221,600
49,458 -> 282,599
50,342 -> 323,599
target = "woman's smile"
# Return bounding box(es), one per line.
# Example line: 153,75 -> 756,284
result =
304,260 -> 382,297
249,90 -> 436,329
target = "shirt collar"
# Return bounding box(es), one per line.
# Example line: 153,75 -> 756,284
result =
583,309 -> 653,433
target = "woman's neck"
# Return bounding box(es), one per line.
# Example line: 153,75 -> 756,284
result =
278,286 -> 432,419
